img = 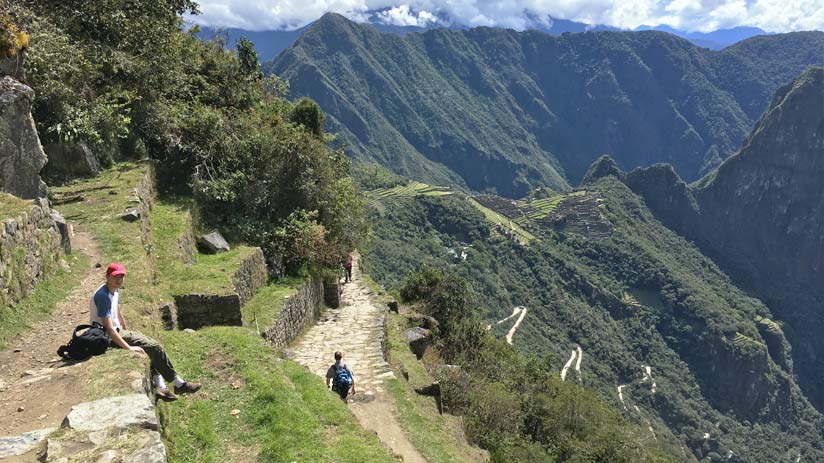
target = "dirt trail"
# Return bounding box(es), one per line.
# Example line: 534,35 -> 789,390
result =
288,254 -> 427,463
0,231 -> 101,443
486,306 -> 527,345
560,346 -> 583,382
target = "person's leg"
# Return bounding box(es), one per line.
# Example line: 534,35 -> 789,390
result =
119,330 -> 177,382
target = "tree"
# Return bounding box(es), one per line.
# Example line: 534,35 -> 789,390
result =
290,97 -> 325,137
236,37 -> 262,80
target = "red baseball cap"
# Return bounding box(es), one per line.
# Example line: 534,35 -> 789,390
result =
106,263 -> 127,277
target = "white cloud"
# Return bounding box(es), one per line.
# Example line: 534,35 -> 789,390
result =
188,0 -> 824,32
375,5 -> 440,26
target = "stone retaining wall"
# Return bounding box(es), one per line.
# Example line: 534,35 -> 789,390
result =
263,276 -> 324,347
173,293 -> 242,330
173,248 -> 268,330
232,247 -> 267,305
177,212 -> 196,265
135,163 -> 155,254
0,198 -> 70,308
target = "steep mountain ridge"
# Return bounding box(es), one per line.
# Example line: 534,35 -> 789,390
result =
586,67 -> 824,410
270,14 -> 824,196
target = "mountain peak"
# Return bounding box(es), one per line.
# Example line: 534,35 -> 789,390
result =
581,155 -> 625,185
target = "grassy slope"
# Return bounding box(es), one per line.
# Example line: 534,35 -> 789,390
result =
384,310 -> 488,463
52,164 -> 397,462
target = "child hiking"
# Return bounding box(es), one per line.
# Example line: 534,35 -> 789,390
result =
326,351 -> 355,401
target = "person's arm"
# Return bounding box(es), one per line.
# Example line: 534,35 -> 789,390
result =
117,310 -> 127,331
348,367 -> 356,394
101,317 -> 144,354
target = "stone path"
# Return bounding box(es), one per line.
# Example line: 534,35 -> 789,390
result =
288,254 -> 427,463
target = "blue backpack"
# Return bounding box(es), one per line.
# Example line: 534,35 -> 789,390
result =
333,365 -> 353,394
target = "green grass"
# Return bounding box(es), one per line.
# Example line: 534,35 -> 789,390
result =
151,199 -> 259,297
368,181 -> 454,202
52,163 -> 161,331
53,164 -> 397,462
466,197 -> 535,243
0,191 -> 33,222
0,251 -> 89,348
384,311 -> 488,463
241,277 -> 304,332
159,327 -> 397,463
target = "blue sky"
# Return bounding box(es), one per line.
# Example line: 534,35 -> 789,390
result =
188,0 -> 824,32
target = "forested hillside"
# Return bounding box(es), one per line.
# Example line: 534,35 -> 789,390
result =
592,67 -> 824,412
363,68 -> 824,461
365,179 -> 824,462
270,13 -> 824,196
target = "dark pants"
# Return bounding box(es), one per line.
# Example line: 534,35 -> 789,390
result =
345,266 -> 352,282
118,330 -> 177,381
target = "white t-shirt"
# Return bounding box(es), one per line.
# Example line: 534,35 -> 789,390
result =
90,284 -> 121,330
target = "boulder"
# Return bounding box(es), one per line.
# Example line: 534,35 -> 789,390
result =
42,142 -> 101,181
0,76 -> 47,198
403,327 -> 432,360
120,208 -> 140,222
62,394 -> 157,432
197,230 -> 230,254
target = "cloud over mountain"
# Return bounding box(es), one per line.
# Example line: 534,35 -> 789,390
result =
188,0 -> 823,32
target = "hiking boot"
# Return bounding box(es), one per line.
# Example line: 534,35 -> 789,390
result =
174,381 -> 202,394
156,387 -> 178,402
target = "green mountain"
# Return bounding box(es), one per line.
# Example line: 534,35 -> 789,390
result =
589,67 -> 824,411
363,69 -> 824,461
268,13 -> 824,196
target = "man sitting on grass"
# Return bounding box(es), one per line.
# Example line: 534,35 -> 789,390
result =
91,263 -> 201,401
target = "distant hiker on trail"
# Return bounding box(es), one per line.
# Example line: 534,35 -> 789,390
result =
344,252 -> 353,283
326,351 -> 355,401
91,263 -> 201,402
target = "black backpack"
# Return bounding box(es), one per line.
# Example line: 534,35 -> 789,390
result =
57,322 -> 111,361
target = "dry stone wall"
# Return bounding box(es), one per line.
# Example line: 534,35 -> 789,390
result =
0,198 -> 70,308
232,247 -> 267,305
174,248 -> 267,330
263,276 -> 323,347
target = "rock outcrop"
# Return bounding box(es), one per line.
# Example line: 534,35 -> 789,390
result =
0,76 -> 47,198
41,142 -> 101,181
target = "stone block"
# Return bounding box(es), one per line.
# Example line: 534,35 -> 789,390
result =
120,208 -> 140,222
197,230 -> 230,254
62,394 -> 157,432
